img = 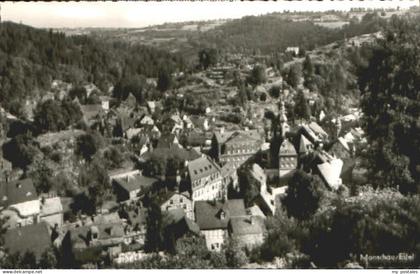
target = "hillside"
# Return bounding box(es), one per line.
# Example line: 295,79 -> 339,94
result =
0,22 -> 187,116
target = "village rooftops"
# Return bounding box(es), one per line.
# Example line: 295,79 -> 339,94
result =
0,178 -> 38,208
188,156 -> 221,183
229,216 -> 265,236
40,197 -> 63,216
299,134 -> 313,154
4,222 -> 51,260
36,129 -> 85,148
195,199 -> 246,230
317,158 -> 343,190
214,129 -> 261,145
113,174 -> 157,193
308,122 -> 328,138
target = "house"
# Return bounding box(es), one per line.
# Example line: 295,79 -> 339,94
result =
317,157 -> 343,190
285,47 -> 300,56
80,104 -> 103,127
308,122 -> 329,140
125,128 -> 143,140
194,199 -> 247,251
211,129 -> 263,168
160,113 -> 184,135
220,162 -> 239,192
156,134 -> 181,149
163,208 -> 201,245
299,134 -> 314,155
99,96 -> 111,112
157,191 -> 194,220
188,156 -> 226,201
40,196 -> 64,228
113,174 -> 158,202
62,221 -> 125,265
3,222 -> 52,261
0,178 -> 40,228
139,115 -> 154,127
228,216 -> 265,249
278,139 -> 298,178
109,167 -> 141,181
146,101 -> 161,114
248,163 -> 276,216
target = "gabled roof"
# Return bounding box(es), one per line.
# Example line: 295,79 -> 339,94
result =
188,156 -> 221,182
278,139 -> 297,156
317,158 -> 343,190
114,174 -> 157,193
195,199 -> 246,230
249,163 -> 266,185
309,122 -> 328,137
4,222 -> 51,260
214,130 -> 261,145
80,104 -> 103,121
0,178 -> 38,208
337,137 -> 351,152
156,134 -> 179,149
220,162 -> 237,177
299,134 -> 313,154
229,216 -> 265,236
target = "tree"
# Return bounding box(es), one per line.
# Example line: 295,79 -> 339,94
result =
2,132 -> 40,170
69,86 -> 87,103
294,90 -> 311,120
78,159 -> 110,210
75,132 -> 102,161
27,158 -> 54,194
38,249 -> 58,269
157,69 -> 173,92
144,201 -> 164,253
248,65 -> 267,86
224,239 -> 248,268
305,189 -> 420,267
286,64 -> 302,88
357,16 -> 420,194
259,209 -> 307,261
198,48 -> 218,70
282,170 -> 325,220
33,99 -> 66,133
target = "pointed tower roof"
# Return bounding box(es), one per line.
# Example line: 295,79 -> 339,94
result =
279,101 -> 287,123
278,139 -> 297,156
299,134 -> 313,154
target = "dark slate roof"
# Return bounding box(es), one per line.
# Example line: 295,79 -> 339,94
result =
114,174 -> 157,193
195,199 -> 246,230
4,222 -> 51,260
187,156 -> 221,182
229,216 -> 265,236
0,178 -> 38,208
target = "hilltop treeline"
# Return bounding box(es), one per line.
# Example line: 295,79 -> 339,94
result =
0,22 -> 187,114
193,12 -> 387,54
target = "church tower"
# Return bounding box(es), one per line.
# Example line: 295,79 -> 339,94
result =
278,101 -> 290,138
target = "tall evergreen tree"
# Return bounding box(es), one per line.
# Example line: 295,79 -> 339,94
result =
358,16 -> 420,194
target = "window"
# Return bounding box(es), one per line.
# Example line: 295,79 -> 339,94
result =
183,204 -> 187,210
170,199 -> 173,205
180,198 -> 183,203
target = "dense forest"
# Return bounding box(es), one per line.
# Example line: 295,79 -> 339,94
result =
0,22 -> 187,115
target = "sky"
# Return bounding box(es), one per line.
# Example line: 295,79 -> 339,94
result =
1,1 -> 418,28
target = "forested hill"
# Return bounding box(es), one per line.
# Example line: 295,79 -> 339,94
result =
192,12 -> 388,54
0,22 -> 187,114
